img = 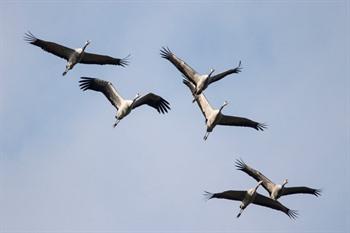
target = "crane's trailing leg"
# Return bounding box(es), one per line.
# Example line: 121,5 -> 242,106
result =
203,131 -> 210,140
63,62 -> 73,76
237,208 -> 244,218
62,67 -> 69,76
113,119 -> 120,128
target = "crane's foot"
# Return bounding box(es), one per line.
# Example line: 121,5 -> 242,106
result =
203,132 -> 210,140
113,120 -> 120,128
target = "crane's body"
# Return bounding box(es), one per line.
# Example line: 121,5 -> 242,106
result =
183,79 -> 265,140
235,159 -> 321,200
25,32 -> 129,76
204,181 -> 298,219
161,47 -> 241,97
79,77 -> 170,127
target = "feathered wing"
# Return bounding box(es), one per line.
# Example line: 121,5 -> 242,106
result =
79,77 -> 123,109
253,193 -> 298,219
235,159 -> 275,194
132,93 -> 171,114
208,61 -> 242,85
160,47 -> 200,84
218,115 -> 267,131
280,187 -> 321,197
204,190 -> 246,202
80,53 -> 130,66
24,31 -> 74,61
182,79 -> 213,120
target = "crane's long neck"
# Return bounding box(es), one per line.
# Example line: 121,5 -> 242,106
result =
82,41 -> 90,52
282,179 -> 288,188
208,68 -> 215,78
131,93 -> 141,106
254,181 -> 263,192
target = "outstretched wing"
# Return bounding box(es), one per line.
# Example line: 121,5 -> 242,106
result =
253,193 -> 298,219
79,77 -> 122,109
183,79 -> 213,120
219,115 -> 267,131
235,159 -> 275,194
132,93 -> 170,114
24,31 -> 74,61
204,190 -> 246,202
208,61 -> 242,85
280,187 -> 321,197
80,53 -> 130,66
160,47 -> 200,84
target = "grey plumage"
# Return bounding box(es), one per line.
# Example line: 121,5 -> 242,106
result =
161,47 -> 241,95
235,159 -> 321,200
204,190 -> 298,219
182,78 -> 266,140
24,31 -> 129,75
79,77 -> 170,127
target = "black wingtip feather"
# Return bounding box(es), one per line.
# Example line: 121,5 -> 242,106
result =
203,191 -> 214,200
235,60 -> 243,73
234,158 -> 247,171
160,46 -> 173,59
288,209 -> 298,220
24,31 -> 37,44
256,123 -> 267,131
119,54 -> 131,67
78,77 -> 95,91
157,97 -> 171,114
314,189 -> 322,197
162,98 -> 170,105
159,105 -> 165,114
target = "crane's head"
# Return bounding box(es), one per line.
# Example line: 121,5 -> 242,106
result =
219,101 -> 228,112
208,68 -> 215,78
133,93 -> 141,102
81,40 -> 91,51
283,179 -> 288,186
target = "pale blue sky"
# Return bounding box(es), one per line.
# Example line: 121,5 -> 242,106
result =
0,1 -> 349,232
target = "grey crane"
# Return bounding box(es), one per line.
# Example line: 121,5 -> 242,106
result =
160,47 -> 242,99
204,181 -> 298,219
79,77 -> 170,127
235,159 -> 321,200
24,31 -> 129,76
183,79 -> 266,140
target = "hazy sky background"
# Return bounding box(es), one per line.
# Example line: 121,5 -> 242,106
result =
0,1 -> 349,232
